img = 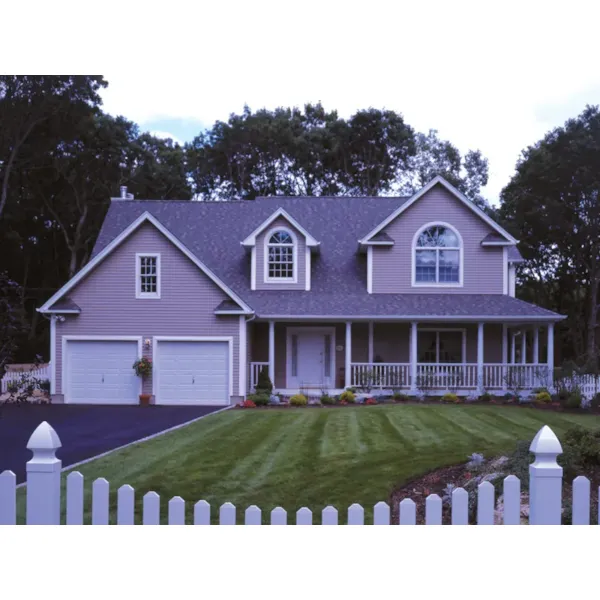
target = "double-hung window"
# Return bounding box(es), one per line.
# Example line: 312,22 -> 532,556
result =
136,253 -> 161,299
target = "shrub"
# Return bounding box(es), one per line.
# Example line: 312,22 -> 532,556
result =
241,399 -> 256,408
290,394 -> 308,406
441,393 -> 460,404
256,368 -> 273,394
478,392 -> 493,403
365,397 -> 377,405
393,392 -> 410,402
590,393 -> 600,410
38,379 -> 51,394
565,391 -> 582,410
320,394 -> 336,405
339,390 -> 356,404
247,393 -> 270,406
561,426 -> 600,478
533,391 -> 552,405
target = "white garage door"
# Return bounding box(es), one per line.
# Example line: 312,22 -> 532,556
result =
156,340 -> 229,405
66,340 -> 139,404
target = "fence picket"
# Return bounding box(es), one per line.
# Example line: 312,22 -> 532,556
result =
322,506 -> 338,525
220,502 -> 236,525
168,497 -> 186,525
194,500 -> 210,525
399,498 -> 416,525
296,507 -> 312,525
245,505 -> 261,525
270,507 -> 287,525
503,475 -> 521,525
425,494 -> 442,525
373,501 -> 390,525
451,488 -> 469,525
143,491 -> 160,525
477,482 -> 495,525
92,478 -> 109,525
572,476 -> 590,525
116,485 -> 135,525
0,471 -> 16,525
66,472 -> 84,525
347,503 -> 364,525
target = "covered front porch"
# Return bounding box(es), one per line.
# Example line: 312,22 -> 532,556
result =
248,320 -> 556,396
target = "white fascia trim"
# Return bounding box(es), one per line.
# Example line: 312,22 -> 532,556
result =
135,252 -> 161,299
61,336 -> 143,403
215,310 -> 254,315
359,176 -> 518,245
241,207 -> 320,247
37,309 -> 81,314
257,314 -> 566,322
39,211 -> 253,314
305,246 -> 311,291
367,246 -> 373,294
152,336 -> 235,399
502,246 -> 508,295
360,241 -> 395,246
481,241 -> 515,247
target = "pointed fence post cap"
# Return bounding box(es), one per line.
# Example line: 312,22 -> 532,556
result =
26,421 -> 61,451
529,425 -> 562,455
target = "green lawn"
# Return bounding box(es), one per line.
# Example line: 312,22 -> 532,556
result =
16,404 -> 600,523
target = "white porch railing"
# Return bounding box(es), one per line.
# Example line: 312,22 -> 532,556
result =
249,362 -> 269,391
1,364 -> 51,393
351,363 -> 410,388
349,362 -> 552,392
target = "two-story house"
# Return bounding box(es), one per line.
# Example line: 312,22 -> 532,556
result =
38,176 -> 564,405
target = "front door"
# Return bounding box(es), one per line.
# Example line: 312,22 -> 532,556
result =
287,328 -> 334,390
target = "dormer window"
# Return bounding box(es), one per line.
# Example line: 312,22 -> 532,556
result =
136,253 -> 161,298
413,223 -> 463,286
266,229 -> 296,282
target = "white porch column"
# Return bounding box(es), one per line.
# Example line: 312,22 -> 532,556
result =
368,321 -> 374,364
547,323 -> 554,386
268,320 -> 275,385
345,322 -> 352,389
521,331 -> 527,365
511,333 -> 516,364
501,324 -> 508,392
477,322 -> 484,393
410,322 -> 418,394
533,327 -> 539,364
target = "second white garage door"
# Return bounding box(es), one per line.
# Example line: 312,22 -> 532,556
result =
156,340 -> 230,405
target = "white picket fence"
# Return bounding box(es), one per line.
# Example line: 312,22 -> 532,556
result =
0,363 -> 51,393
0,421 -> 598,525
557,373 -> 600,401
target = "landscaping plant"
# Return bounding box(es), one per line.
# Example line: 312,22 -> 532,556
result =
441,393 -> 460,403
255,368 -> 273,395
339,390 -> 356,404
365,397 -> 378,405
133,357 -> 152,377
533,390 -> 552,405
565,390 -> 583,410
240,399 -> 256,408
393,392 -> 410,402
290,394 -> 308,406
320,394 -> 336,405
247,393 -> 270,407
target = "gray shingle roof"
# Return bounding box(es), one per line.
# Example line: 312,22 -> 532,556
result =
48,297 -> 81,312
92,195 -> 559,320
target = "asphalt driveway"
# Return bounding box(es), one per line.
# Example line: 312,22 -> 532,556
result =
0,404 -> 224,483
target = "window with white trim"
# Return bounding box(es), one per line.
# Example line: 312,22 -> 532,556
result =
418,330 -> 464,364
414,225 -> 461,284
136,254 -> 160,298
266,229 -> 295,281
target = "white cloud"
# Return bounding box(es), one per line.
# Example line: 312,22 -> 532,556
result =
148,130 -> 184,146
88,1 -> 600,204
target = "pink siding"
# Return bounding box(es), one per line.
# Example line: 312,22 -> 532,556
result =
372,185 -> 504,293
55,222 -> 241,401
255,216 -> 307,290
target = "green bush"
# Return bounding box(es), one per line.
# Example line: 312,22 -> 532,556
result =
590,393 -> 600,410
565,391 -> 582,410
534,391 -> 552,404
478,392 -> 493,402
562,427 -> 600,468
393,392 -> 410,402
247,393 -> 270,406
441,393 -> 460,403
256,368 -> 273,394
38,379 -> 51,394
339,390 -> 356,403
290,394 -> 308,406
320,394 -> 336,405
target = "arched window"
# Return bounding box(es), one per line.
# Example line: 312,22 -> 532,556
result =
413,224 -> 462,285
266,229 -> 295,281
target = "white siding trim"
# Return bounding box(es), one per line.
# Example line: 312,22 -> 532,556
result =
263,226 -> 298,284
411,222 -> 464,288
502,246 -> 508,295
305,246 -> 311,291
367,246 -> 373,294
50,316 -> 56,394
152,336 -> 234,400
239,316 -> 247,398
39,211 -> 253,314
241,207 -> 320,247
508,264 -> 516,297
360,175 -> 518,245
61,336 -> 143,404
250,247 -> 256,290
135,253 -> 161,299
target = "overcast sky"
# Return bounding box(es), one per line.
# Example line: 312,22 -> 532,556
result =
87,2 -> 600,204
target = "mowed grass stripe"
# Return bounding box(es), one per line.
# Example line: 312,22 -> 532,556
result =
14,404 -> 600,524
